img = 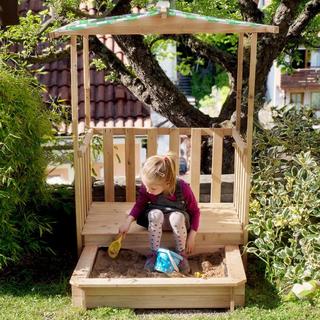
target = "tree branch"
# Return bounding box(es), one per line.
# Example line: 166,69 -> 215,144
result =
107,34 -> 214,127
287,0 -> 320,39
272,1 -> 301,34
179,35 -> 239,80
237,0 -> 264,23
27,47 -> 71,64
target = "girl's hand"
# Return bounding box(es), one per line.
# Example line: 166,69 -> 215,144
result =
118,215 -> 135,238
186,229 -> 197,254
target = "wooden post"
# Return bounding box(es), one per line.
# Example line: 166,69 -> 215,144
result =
169,128 -> 180,172
244,33 -> 258,245
104,129 -> 115,202
236,33 -> 244,131
125,128 -> 136,202
211,129 -> 223,203
190,128 -> 201,202
83,36 -> 91,128
71,35 -> 82,255
147,128 -> 157,158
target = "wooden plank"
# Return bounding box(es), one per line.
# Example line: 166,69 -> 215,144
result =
233,146 -> 240,213
87,147 -> 92,207
230,287 -> 235,311
78,129 -> 93,157
70,245 -> 98,281
89,201 -> 235,211
83,35 -> 90,128
78,158 -> 84,232
72,286 -> 86,308
70,35 -> 82,255
225,245 -> 246,283
85,286 -> 244,296
232,128 -> 247,153
125,128 -> 136,201
190,128 -> 202,201
147,128 -> 157,158
84,151 -> 90,213
103,129 -> 114,202
76,277 -> 238,287
211,130 -> 223,203
243,35 -> 257,244
236,33 -> 244,131
84,294 -> 244,309
169,128 -> 180,170
93,127 -> 232,137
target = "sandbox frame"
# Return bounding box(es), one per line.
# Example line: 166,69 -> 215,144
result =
71,245 -> 246,310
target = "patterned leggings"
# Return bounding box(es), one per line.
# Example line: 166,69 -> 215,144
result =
148,209 -> 187,253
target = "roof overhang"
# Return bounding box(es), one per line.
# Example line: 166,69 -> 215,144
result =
50,8 -> 279,38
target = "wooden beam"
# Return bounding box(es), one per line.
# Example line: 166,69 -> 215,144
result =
169,128 -> 180,172
93,127 -> 232,137
232,128 -> 247,153
147,128 -> 158,158
244,32 -> 258,244
190,128 -> 201,201
70,35 -> 82,255
211,130 -> 223,203
78,129 -> 93,157
125,128 -> 136,201
236,33 -> 244,131
103,129 -> 114,202
83,35 -> 91,128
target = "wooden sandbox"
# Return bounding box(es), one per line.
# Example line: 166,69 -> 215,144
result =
71,245 -> 246,310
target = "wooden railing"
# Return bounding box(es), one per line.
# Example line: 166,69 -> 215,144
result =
74,126 -> 251,249
232,128 -> 249,242
75,129 -> 93,247
92,127 -> 232,203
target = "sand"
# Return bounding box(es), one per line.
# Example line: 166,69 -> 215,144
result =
90,248 -> 227,278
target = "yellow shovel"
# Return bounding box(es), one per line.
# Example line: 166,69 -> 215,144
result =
108,234 -> 123,259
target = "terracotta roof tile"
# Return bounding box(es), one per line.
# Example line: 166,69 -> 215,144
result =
18,0 -> 150,133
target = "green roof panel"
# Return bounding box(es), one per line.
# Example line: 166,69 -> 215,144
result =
51,8 -> 278,36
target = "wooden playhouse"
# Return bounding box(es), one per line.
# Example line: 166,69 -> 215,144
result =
50,2 -> 278,310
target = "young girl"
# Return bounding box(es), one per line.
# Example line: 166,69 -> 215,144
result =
119,153 -> 200,273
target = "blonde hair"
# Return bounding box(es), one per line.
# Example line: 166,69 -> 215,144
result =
141,152 -> 177,194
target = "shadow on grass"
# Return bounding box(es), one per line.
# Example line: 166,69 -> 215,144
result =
0,247 -> 78,298
245,255 -> 281,309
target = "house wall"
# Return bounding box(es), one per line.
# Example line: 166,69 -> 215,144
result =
266,49 -> 320,118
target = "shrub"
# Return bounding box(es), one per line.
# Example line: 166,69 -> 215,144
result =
247,106 -> 320,291
0,66 -> 53,269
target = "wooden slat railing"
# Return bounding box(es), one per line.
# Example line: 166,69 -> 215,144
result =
98,127 -> 232,203
76,129 -> 93,241
233,129 -> 249,235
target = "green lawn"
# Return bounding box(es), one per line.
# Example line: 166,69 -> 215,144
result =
0,250 -> 319,320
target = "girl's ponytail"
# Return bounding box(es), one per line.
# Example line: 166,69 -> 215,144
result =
141,152 -> 178,195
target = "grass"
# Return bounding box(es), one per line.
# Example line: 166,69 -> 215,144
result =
0,249 -> 319,320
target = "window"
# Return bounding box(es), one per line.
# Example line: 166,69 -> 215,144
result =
290,93 -> 304,108
310,49 -> 320,68
311,92 -> 320,110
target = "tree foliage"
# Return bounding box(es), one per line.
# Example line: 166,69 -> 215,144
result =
0,65 -> 53,269
247,107 -> 320,290
0,0 -> 319,127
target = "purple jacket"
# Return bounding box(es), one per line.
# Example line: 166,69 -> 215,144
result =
129,179 -> 200,231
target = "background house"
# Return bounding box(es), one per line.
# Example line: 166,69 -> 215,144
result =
260,0 -> 320,117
